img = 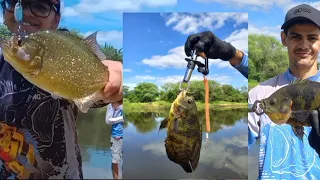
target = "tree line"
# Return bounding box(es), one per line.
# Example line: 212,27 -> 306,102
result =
124,80 -> 248,103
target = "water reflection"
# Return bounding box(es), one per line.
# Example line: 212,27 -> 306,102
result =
76,108 -> 128,179
123,108 -> 248,179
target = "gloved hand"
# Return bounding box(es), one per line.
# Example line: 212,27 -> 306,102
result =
308,110 -> 320,157
184,31 -> 236,61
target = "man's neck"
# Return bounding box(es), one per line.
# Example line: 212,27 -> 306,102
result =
289,65 -> 318,79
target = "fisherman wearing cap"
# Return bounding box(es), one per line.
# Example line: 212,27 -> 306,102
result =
248,4 -> 320,178
0,0 -> 122,179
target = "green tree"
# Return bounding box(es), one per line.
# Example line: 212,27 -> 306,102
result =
128,82 -> 159,102
101,43 -> 123,63
249,34 -> 289,83
0,25 -> 11,38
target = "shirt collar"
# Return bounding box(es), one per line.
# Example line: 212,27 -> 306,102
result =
284,68 -> 320,83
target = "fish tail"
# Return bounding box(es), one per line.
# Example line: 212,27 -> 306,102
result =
180,160 -> 194,173
74,90 -> 104,113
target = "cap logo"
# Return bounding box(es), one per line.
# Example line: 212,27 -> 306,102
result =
294,7 -> 311,14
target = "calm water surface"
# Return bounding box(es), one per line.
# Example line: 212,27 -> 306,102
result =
77,108 -> 127,179
123,108 -> 248,179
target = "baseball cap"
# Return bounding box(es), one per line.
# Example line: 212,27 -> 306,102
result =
281,4 -> 320,30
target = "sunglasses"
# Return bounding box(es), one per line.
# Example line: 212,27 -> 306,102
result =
2,0 -> 57,18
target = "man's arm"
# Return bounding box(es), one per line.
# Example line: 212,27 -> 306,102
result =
229,50 -> 248,79
105,105 -> 124,125
106,116 -> 124,125
184,31 -> 248,79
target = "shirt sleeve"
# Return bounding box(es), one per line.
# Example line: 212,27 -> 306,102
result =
232,52 -> 248,79
105,105 -> 124,124
248,89 -> 261,150
105,104 -> 114,125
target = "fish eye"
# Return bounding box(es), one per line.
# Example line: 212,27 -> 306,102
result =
187,99 -> 193,104
269,98 -> 276,105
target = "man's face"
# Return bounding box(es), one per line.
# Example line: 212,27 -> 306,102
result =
3,0 -> 60,34
281,23 -> 320,69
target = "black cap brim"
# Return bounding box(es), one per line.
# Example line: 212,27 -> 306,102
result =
281,16 -> 320,30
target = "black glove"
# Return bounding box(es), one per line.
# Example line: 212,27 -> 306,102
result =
184,31 -> 236,61
308,110 -> 320,157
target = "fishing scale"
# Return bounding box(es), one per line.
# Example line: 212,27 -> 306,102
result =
179,49 -> 209,90
180,49 -> 210,148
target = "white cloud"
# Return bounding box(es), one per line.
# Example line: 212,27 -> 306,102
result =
195,0 -> 290,10
134,75 -> 157,80
82,30 -> 123,46
162,13 -> 248,35
248,24 -> 281,41
64,0 -> 177,16
142,46 -> 186,68
281,1 -> 320,12
145,70 -> 152,73
124,69 -> 132,72
141,46 -> 232,69
142,29 -> 248,69
195,0 -> 320,12
225,28 -> 248,53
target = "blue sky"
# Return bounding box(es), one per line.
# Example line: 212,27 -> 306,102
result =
177,0 -> 320,41
58,0 -> 178,49
123,12 -> 248,90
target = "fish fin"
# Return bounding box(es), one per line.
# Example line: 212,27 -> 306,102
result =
291,126 -> 305,141
189,160 -> 194,172
74,90 -> 104,113
174,118 -> 179,134
308,128 -> 320,157
291,110 -> 311,122
310,110 -> 320,136
180,161 -> 193,173
158,118 -> 168,134
84,31 -> 107,61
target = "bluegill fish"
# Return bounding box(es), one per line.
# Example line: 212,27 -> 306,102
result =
0,30 -> 109,113
159,89 -> 202,173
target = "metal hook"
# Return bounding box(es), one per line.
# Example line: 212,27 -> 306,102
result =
179,81 -> 190,91
252,100 -> 265,116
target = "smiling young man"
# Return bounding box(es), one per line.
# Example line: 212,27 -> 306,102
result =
248,4 -> 320,179
0,0 -> 122,179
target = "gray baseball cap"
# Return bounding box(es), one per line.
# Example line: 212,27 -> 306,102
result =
281,4 -> 320,30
